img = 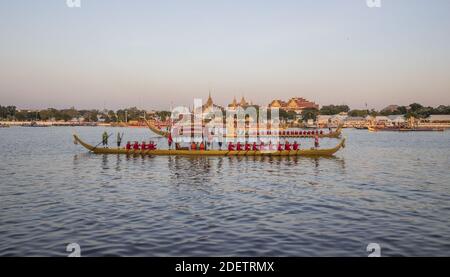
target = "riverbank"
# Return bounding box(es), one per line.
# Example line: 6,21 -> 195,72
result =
0,121 -> 149,128
2,120 -> 449,132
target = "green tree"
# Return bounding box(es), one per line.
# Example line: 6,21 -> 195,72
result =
278,109 -> 297,121
301,108 -> 319,121
416,107 -> 433,118
434,105 -> 449,114
63,107 -> 79,120
348,109 -> 369,117
397,106 -> 408,114
369,109 -> 379,117
405,111 -> 419,119
320,105 -> 350,115
0,106 -> 17,120
409,103 -> 423,112
38,109 -> 52,121
125,107 -> 142,121
107,110 -> 117,122
156,111 -> 171,121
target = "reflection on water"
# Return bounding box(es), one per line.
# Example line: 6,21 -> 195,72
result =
0,127 -> 449,256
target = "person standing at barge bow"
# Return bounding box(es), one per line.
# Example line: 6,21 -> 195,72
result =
315,135 -> 320,148
102,131 -> 108,147
117,132 -> 123,147
168,133 -> 173,149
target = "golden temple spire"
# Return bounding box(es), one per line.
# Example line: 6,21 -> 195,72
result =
206,91 -> 213,107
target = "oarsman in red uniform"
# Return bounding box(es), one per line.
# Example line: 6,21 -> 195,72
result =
126,141 -> 131,150
228,142 -> 235,151
168,133 -> 173,149
133,141 -> 140,150
285,141 -> 291,151
236,142 -> 243,151
292,141 -> 299,151
141,141 -> 147,150
277,143 -> 284,151
259,141 -> 265,151
149,141 -> 157,150
245,142 -> 251,151
252,142 -> 258,151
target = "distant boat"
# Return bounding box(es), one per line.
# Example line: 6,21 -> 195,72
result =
401,127 -> 445,132
368,126 -> 444,132
143,118 -> 343,139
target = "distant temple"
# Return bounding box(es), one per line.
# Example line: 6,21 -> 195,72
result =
200,94 -> 257,112
228,96 -> 251,110
268,97 -> 319,113
200,93 -> 224,114
198,94 -> 318,114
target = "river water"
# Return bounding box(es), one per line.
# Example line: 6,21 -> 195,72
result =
0,127 -> 449,256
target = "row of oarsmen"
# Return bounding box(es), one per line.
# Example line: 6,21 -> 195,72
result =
189,139 -> 320,151
249,130 -> 326,136
122,139 -> 320,151
226,141 -> 302,151
125,141 -> 157,150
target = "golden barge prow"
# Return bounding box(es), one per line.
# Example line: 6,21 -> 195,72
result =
73,134 -> 345,157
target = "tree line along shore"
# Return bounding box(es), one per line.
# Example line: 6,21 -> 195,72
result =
1,103 -> 450,127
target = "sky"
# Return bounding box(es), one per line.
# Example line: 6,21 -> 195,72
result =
0,0 -> 449,110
